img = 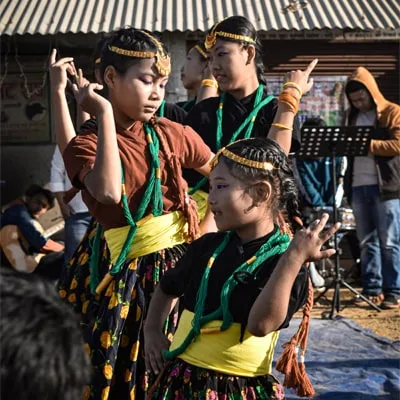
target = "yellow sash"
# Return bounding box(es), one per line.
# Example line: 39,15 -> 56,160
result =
104,211 -> 188,265
169,309 -> 280,377
190,189 -> 208,220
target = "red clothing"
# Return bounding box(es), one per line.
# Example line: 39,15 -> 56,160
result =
63,118 -> 211,230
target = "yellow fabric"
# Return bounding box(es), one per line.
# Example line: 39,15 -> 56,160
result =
170,309 -> 280,377
104,211 -> 188,265
190,189 -> 208,220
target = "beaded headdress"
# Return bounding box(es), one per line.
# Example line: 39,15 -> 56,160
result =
210,139 -> 278,171
108,30 -> 171,76
205,19 -> 256,50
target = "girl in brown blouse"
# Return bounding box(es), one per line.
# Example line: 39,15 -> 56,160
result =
56,28 -> 213,400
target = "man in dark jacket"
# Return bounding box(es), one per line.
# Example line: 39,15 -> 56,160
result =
344,67 -> 400,309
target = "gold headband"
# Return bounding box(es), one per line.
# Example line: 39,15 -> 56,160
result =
108,31 -> 171,76
108,45 -> 156,59
192,45 -> 208,60
211,147 -> 277,171
205,20 -> 256,50
139,30 -> 171,76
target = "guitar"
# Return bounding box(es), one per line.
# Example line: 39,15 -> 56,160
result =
0,225 -> 46,273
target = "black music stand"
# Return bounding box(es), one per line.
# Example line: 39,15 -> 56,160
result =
299,125 -> 381,318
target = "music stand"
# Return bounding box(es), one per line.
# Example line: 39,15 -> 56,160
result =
299,125 -> 381,318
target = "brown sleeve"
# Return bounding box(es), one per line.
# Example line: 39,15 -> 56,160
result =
62,133 -> 98,189
179,125 -> 212,169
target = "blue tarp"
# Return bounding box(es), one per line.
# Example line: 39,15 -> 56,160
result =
273,317 -> 400,400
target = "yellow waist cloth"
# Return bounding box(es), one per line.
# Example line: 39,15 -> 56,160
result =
190,189 -> 208,220
169,309 -> 280,377
104,211 -> 188,265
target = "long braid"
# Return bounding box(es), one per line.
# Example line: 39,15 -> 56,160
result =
276,159 -> 303,233
151,117 -> 200,240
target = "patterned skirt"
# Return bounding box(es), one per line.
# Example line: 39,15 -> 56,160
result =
58,219 -> 187,400
149,359 -> 285,400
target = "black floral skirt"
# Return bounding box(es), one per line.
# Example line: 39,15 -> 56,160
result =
149,359 -> 285,400
58,220 -> 186,400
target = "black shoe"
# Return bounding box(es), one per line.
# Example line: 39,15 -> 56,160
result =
381,295 -> 400,310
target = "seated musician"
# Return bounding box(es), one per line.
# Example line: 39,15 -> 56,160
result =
0,184 -> 64,280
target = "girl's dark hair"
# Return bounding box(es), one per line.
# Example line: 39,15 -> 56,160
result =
219,138 -> 302,231
209,16 -> 267,85
100,27 -> 169,80
93,35 -> 112,67
24,184 -> 55,209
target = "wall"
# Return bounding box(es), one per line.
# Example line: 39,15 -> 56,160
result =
162,31 -> 188,103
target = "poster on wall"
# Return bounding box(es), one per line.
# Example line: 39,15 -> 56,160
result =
266,76 -> 348,126
1,72 -> 51,144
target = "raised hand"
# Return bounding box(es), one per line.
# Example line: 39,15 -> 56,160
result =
284,58 -> 318,97
289,213 -> 340,263
70,68 -> 109,116
49,49 -> 76,93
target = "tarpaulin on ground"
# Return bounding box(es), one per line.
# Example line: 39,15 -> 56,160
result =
273,317 -> 400,399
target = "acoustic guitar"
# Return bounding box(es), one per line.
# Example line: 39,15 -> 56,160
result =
0,218 -> 64,273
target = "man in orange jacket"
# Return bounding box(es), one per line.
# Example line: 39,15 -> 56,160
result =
344,67 -> 400,309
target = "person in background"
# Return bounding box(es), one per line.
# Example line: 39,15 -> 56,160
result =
0,267 -> 91,400
49,147 -> 92,263
177,42 -> 219,112
0,184 -> 64,280
344,66 -> 400,309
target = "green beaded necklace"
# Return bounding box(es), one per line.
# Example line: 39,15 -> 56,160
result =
189,85 -> 274,195
158,100 -> 166,117
164,227 -> 290,360
89,122 -> 164,294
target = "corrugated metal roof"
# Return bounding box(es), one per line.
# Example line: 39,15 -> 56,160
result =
1,0 -> 399,36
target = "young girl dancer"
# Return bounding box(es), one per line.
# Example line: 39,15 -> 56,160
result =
184,16 -> 304,194
56,28 -> 213,399
177,42 -> 218,112
145,138 -> 339,399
